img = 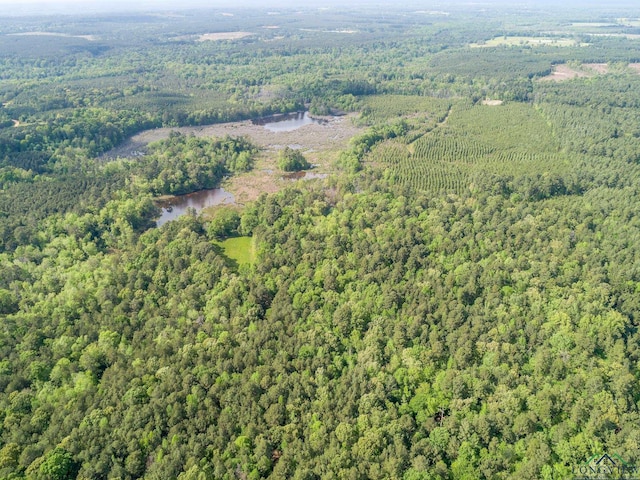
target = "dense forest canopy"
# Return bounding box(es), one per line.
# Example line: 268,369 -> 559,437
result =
2,2 -> 640,479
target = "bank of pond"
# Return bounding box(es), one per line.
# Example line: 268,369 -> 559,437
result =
155,188 -> 235,227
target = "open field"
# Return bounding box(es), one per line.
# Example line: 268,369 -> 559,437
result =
298,28 -> 358,34
197,32 -> 253,41
213,236 -> 255,266
6,31 -> 96,41
617,18 -> 640,27
540,64 -> 593,81
570,22 -> 618,28
471,36 -> 578,48
589,33 -> 640,39
538,62 -> 640,80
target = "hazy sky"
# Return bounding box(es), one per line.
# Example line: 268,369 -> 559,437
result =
0,0 -> 370,15
0,0 -> 637,15
0,0 -> 211,15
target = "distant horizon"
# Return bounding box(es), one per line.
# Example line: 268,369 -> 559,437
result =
1,0 -> 639,17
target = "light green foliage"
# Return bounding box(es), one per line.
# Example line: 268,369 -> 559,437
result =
277,147 -> 310,172
36,448 -> 78,480
357,95 -> 452,127
0,443 -> 21,471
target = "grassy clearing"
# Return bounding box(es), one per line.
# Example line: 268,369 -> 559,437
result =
215,236 -> 255,266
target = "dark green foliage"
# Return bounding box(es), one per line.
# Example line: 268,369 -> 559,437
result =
3,179 -> 640,479
0,108 -> 157,159
338,116 -> 411,173
536,74 -> 640,166
3,3 -> 640,480
207,207 -> 241,239
0,171 -> 127,252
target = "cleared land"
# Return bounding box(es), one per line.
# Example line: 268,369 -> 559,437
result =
471,36 -> 578,48
540,64 -> 592,81
197,32 -> 253,41
570,22 -> 617,28
589,33 -> 640,39
617,18 -> 640,27
584,63 -> 609,74
7,32 -> 96,41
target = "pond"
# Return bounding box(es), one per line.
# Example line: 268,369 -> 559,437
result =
252,111 -> 326,132
155,188 -> 235,227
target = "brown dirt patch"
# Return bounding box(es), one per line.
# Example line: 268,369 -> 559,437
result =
482,99 -> 503,106
539,64 -> 591,82
630,63 -> 640,74
104,114 -> 363,204
197,32 -> 253,41
584,63 -> 609,74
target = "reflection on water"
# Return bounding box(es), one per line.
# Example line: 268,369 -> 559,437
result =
253,111 -> 326,132
156,188 -> 235,227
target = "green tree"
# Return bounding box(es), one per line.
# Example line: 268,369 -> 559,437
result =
38,448 -> 79,480
277,147 -> 310,172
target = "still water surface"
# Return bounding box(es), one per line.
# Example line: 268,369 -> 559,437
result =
155,188 -> 235,227
253,111 -> 325,132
